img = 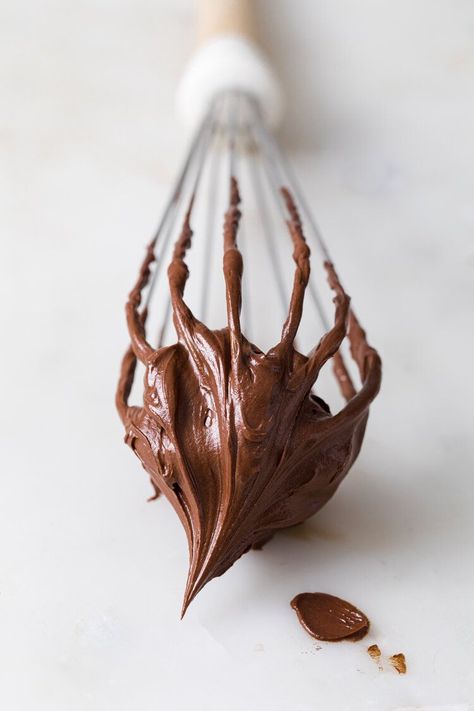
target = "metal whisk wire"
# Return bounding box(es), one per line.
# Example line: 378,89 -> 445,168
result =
142,90 -> 334,353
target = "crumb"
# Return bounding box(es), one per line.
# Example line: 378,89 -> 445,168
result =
389,652 -> 407,674
367,643 -> 381,660
367,643 -> 383,670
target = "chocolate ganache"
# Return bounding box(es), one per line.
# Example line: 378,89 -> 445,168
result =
116,180 -> 382,615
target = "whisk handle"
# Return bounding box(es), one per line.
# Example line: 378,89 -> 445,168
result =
197,0 -> 256,45
176,1 -> 283,130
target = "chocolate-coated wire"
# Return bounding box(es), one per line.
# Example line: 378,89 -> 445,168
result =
155,97 -> 223,344
248,95 -> 331,261
199,119 -> 223,324
245,95 -> 331,332
145,98 -> 218,314
245,128 -> 289,321
148,90 -> 335,345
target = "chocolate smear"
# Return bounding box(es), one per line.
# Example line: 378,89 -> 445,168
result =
291,592 -> 370,641
116,179 -> 382,615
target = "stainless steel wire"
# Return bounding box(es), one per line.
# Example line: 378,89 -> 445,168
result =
144,103 -> 214,310
144,89 -> 334,350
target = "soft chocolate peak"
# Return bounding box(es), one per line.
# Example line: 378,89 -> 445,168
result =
116,179 -> 382,615
291,592 -> 370,641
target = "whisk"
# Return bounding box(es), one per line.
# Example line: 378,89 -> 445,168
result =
116,0 -> 382,615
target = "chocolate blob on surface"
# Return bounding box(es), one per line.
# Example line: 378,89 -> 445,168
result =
291,592 -> 370,642
116,179 -> 382,615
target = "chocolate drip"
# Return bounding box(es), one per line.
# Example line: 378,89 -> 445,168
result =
116,180 -> 382,615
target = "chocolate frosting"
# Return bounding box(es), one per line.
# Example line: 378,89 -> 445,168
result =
116,179 -> 382,614
291,592 -> 370,641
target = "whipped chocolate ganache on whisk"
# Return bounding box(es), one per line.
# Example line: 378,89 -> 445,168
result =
116,178 -> 382,615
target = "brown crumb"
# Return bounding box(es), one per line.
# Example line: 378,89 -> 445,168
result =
367,644 -> 381,660
367,644 -> 382,669
389,652 -> 407,674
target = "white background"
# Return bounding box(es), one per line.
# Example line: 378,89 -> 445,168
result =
1,1 -> 474,710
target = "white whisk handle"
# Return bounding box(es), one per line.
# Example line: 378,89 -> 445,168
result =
176,1 -> 283,130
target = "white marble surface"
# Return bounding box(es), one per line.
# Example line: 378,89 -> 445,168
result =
1,1 -> 474,710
